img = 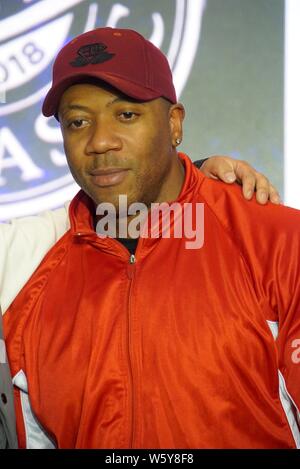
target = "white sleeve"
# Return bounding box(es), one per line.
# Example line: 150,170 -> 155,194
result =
0,203 -> 70,314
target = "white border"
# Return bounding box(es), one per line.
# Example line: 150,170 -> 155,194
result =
284,0 -> 300,209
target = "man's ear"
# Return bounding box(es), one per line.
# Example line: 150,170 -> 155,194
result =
169,103 -> 185,147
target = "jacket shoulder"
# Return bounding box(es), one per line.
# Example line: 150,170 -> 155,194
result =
199,177 -> 300,238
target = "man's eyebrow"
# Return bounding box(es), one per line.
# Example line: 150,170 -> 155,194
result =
60,104 -> 92,116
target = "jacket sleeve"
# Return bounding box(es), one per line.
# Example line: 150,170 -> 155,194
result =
202,178 -> 300,436
0,204 -> 70,313
193,158 -> 209,169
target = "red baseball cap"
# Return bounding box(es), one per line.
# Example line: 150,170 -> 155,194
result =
42,27 -> 177,117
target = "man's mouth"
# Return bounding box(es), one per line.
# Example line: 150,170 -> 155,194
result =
89,168 -> 130,187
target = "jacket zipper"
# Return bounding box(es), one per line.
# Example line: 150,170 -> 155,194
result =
126,253 -> 136,447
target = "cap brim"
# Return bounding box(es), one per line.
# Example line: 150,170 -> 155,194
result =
42,71 -> 163,117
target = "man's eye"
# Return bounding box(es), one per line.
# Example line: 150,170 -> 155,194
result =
120,112 -> 137,120
68,119 -> 87,129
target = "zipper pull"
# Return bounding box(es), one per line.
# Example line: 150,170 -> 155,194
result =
127,254 -> 136,279
129,254 -> 136,264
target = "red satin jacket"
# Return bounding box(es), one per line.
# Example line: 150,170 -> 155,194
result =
4,153 -> 300,448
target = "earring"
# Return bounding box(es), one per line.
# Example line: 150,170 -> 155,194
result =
175,138 -> 181,145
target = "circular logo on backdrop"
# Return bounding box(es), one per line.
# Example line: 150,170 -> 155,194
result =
0,0 -> 206,219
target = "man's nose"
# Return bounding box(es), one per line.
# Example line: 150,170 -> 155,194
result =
85,119 -> 122,154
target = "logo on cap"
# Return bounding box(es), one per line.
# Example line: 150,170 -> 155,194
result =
70,43 -> 115,67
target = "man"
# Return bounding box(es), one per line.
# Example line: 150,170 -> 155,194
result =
0,159 -> 278,450
3,27 -> 299,449
0,160 -> 280,451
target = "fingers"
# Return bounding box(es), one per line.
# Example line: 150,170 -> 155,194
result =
237,165 -> 281,204
239,173 -> 257,200
265,184 -> 281,204
200,156 -> 237,182
200,156 -> 282,205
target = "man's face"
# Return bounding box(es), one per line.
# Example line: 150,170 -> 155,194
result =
58,83 -> 184,211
